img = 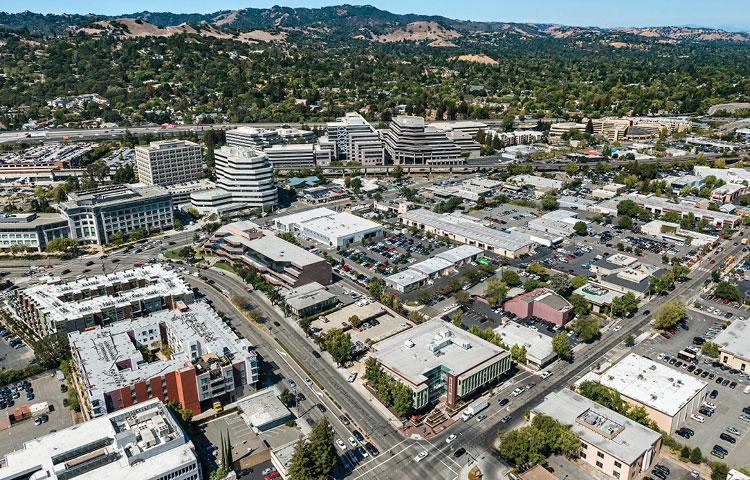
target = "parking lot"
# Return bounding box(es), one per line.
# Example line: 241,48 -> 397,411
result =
634,310 -> 750,465
0,371 -> 76,457
0,333 -> 34,370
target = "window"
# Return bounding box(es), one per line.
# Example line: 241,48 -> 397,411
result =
613,472 -> 620,479
596,461 -> 603,468
597,452 -> 604,459
614,461 -> 622,469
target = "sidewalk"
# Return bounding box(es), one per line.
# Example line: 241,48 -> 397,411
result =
458,440 -> 512,480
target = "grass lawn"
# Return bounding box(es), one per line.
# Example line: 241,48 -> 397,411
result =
213,261 -> 239,275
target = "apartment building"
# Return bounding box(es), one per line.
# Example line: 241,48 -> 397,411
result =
69,301 -> 257,417
383,116 -> 463,165
0,212 -> 70,251
203,221 -> 332,288
371,320 -> 511,409
135,140 -> 204,186
226,127 -> 283,150
0,399 -> 202,480
190,146 -> 277,214
59,184 -> 174,245
533,389 -> 661,480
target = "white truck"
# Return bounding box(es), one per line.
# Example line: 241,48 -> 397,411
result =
461,399 -> 489,421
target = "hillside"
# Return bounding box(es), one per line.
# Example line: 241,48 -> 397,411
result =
2,5 -> 750,45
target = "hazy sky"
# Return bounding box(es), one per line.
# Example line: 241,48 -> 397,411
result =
7,0 -> 750,31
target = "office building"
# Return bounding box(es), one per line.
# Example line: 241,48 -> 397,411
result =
573,283 -> 623,314
327,112 -> 379,160
532,389 -> 661,480
190,146 -> 277,214
595,193 -> 741,228
226,127 -> 283,150
283,282 -> 338,319
274,207 -> 383,247
348,130 -> 385,165
640,220 -> 718,248
503,288 -> 574,326
277,128 -> 316,143
577,353 -> 708,433
0,212 -> 70,251
14,264 -> 194,337
59,184 -> 174,245
135,140 -> 204,187
493,321 -> 557,370
429,120 -> 487,137
263,144 -> 316,170
165,179 -> 216,206
371,320 -> 511,409
0,399 -> 202,480
383,116 -> 463,165
713,320 -> 750,372
203,221 -> 332,288
711,183 -> 747,204
238,389 -> 293,433
399,208 -> 535,258
69,301 -> 258,417
385,245 -> 482,292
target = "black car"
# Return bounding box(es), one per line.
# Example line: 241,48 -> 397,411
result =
111,258 -> 120,263
352,430 -> 364,442
714,444 -> 729,455
720,433 -> 736,444
273,321 -> 281,327
365,442 -> 379,457
643,310 -> 651,316
699,407 -> 713,416
312,350 -> 321,358
730,382 -> 737,389
85,261 -> 94,266
742,407 -> 750,415
653,465 -> 670,476
716,376 -> 724,384
499,398 -> 510,407
722,379 -> 730,386
340,415 -> 350,425
676,428 -> 693,438
60,384 -> 67,393
453,448 -> 466,458
651,470 -> 667,480
317,404 -> 326,412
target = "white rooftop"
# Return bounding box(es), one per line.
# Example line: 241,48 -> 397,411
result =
493,322 -> 555,364
371,319 -> 508,386
578,353 -> 707,416
409,257 -> 453,276
385,269 -> 428,288
713,320 -> 750,361
238,389 -> 291,429
0,399 -> 198,480
435,245 -> 483,264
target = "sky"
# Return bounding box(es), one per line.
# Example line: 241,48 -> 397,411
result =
6,0 -> 750,31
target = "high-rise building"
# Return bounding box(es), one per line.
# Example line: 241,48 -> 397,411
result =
327,112 -> 382,161
190,146 -> 277,214
59,184 -> 174,245
226,127 -> 283,150
135,139 -> 204,186
383,116 -> 463,165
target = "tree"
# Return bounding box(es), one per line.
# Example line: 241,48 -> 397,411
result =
712,270 -> 721,283
324,329 -> 353,366
616,199 -> 639,218
680,445 -> 691,461
625,334 -> 635,347
618,215 -> 633,230
369,276 -> 384,298
710,462 -> 729,480
391,165 -> 404,178
714,281 -> 741,303
451,310 -> 463,328
173,219 -> 182,230
565,161 -> 579,176
392,381 -> 414,417
453,290 -> 472,307
33,332 -> 69,368
702,341 -> 720,357
187,207 -> 200,219
308,418 -> 337,477
526,263 -> 547,277
111,163 -> 135,184
348,315 -> 362,328
277,231 -> 300,246
523,278 -> 539,291
549,273 -> 571,295
569,294 -> 590,318
280,388 -> 292,406
690,447 -> 702,464
540,194 -> 559,211
45,237 -> 77,253
654,299 -> 686,329
416,289 -> 434,305
571,275 -> 588,289
287,436 -> 315,480
573,221 -> 587,236
552,332 -> 571,360
573,316 -> 600,342
502,270 -> 521,287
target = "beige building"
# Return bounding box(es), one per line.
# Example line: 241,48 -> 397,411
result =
533,389 -> 662,480
135,139 -> 204,186
714,320 -> 750,373
577,353 -> 708,433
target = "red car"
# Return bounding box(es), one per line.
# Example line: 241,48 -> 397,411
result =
710,260 -> 715,264
392,292 -> 399,296
724,298 -> 729,304
661,332 -> 671,339
265,473 -> 280,479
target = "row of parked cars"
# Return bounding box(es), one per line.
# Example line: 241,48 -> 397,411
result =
0,324 -> 25,350
1,380 -> 33,409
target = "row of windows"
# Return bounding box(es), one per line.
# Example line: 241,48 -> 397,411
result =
155,462 -> 198,480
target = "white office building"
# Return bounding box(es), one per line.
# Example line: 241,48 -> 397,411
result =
226,127 -> 283,150
190,146 -> 277,214
263,144 -> 316,170
327,112 -> 379,160
274,207 -> 383,247
383,116 -> 462,165
135,140 -> 204,187
0,399 -> 202,480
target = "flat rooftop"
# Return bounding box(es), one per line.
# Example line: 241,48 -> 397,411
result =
493,322 -> 555,363
507,288 -> 572,313
0,399 -> 198,480
371,319 -> 508,386
0,212 -> 66,228
573,283 -> 621,306
399,209 -> 535,253
578,353 -> 707,416
385,269 -> 428,288
238,389 -> 291,429
533,389 -> 661,465
63,184 -> 169,208
713,320 -> 750,361
243,233 -> 324,266
20,264 -> 192,325
283,282 -> 336,311
435,245 -> 483,264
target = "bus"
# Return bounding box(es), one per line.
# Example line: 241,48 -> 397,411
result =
677,350 -> 697,363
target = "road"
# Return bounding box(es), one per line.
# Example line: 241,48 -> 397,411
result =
2,223 -> 744,479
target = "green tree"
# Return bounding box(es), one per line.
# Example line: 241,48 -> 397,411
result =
523,278 -> 539,291
680,445 -> 691,461
701,341 -> 720,357
690,447 -> 702,464
552,332 -> 571,360
549,273 -> 571,295
713,281 -> 741,303
526,263 -> 547,277
573,221 -> 587,236
569,294 -> 590,318
451,310 -> 463,328
709,462 -> 729,480
392,381 -> 414,417
308,418 -> 337,478
391,165 -> 404,178
187,206 -> 200,219
573,316 -> 600,342
369,276 -> 385,298
324,328 -> 353,366
625,334 -> 635,346
280,388 -> 292,406
277,231 -> 300,246
618,215 -> 633,230
565,161 -> 579,176
571,275 -> 587,290
173,219 -> 182,230
540,194 -> 559,211
502,270 -> 521,286
45,237 -> 77,253
287,436 -> 315,480
617,199 -> 640,218
453,289 -> 472,307
654,299 -> 686,329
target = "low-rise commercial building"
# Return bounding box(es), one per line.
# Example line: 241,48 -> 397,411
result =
135,140 -> 204,187
283,282 -> 338,319
0,212 -> 70,251
596,193 -> 740,228
371,320 -> 511,409
165,179 -> 216,206
590,254 -> 667,298
385,245 -> 483,292
503,288 -> 574,326
640,220 -> 719,248
274,207 -> 383,247
69,301 -> 258,417
14,264 -> 194,336
399,209 -> 536,258
493,321 -> 556,370
59,184 -> 174,245
713,320 -> 750,373
577,353 -> 708,433
532,389 -> 661,480
203,221 -> 332,288
0,399 -> 202,480
238,388 -> 293,433
711,183 -> 747,204
573,283 -> 622,314
507,174 -> 563,193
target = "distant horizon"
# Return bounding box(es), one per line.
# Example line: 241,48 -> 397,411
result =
5,1 -> 750,32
